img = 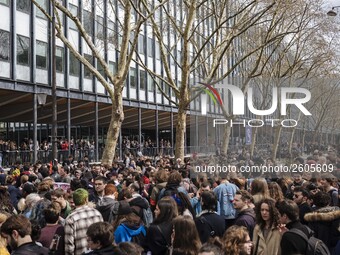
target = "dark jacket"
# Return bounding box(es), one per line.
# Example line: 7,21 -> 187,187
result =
281,220 -> 309,255
96,197 -> 119,223
298,202 -> 312,225
304,206 -> 340,250
195,211 -> 225,243
234,208 -> 256,238
11,242 -> 49,255
145,222 -> 173,255
81,245 -> 116,255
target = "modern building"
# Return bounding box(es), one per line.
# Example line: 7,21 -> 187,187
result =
0,1 -> 336,165
0,0 -> 228,164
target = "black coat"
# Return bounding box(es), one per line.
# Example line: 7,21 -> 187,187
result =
304,206 -> 340,250
145,222 -> 172,255
281,220 -> 308,255
82,245 -> 116,255
195,211 -> 225,243
11,242 -> 49,255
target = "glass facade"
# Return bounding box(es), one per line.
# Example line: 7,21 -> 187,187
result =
17,0 -> 31,13
36,41 -> 47,69
0,30 -> 10,61
17,35 -> 30,65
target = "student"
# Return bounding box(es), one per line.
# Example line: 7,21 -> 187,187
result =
223,225 -> 253,255
172,215 -> 201,255
146,197 -> 178,255
1,215 -> 49,255
252,198 -> 281,255
276,199 -> 309,255
83,222 -> 115,255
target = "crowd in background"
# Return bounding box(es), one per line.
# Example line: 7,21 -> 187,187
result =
0,143 -> 338,254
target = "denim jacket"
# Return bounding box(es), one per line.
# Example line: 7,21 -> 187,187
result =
213,182 -> 239,219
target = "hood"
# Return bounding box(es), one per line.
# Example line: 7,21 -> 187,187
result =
96,197 -> 118,211
122,223 -> 146,236
129,196 -> 149,209
304,206 -> 340,222
156,182 -> 167,189
238,208 -> 256,219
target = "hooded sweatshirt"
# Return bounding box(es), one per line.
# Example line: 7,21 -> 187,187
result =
234,208 -> 256,238
114,223 -> 146,244
96,197 -> 119,223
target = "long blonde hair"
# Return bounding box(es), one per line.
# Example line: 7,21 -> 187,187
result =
0,213 -> 9,248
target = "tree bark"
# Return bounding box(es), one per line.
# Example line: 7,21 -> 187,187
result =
271,126 -> 282,162
288,127 -> 296,159
175,107 -> 187,160
221,125 -> 231,155
250,127 -> 258,158
101,91 -> 124,165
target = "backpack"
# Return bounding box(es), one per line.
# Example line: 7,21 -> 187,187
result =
142,206 -> 153,227
289,227 -> 330,255
328,188 -> 338,206
158,186 -> 178,201
199,216 -> 216,237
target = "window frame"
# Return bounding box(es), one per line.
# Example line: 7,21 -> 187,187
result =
0,29 -> 10,62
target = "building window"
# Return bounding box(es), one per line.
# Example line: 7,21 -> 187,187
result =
138,35 -> 145,54
69,4 -> 78,30
84,54 -> 93,78
69,53 -> 79,76
140,70 -> 146,90
96,16 -> 104,40
84,10 -> 93,37
97,61 -> 105,77
130,67 -> 136,88
35,0 -> 47,19
56,47 -> 63,72
108,20 -> 116,45
0,30 -> 10,61
17,35 -> 30,66
0,0 -> 9,6
109,61 -> 117,73
36,41 -> 47,69
155,42 -> 160,60
17,0 -> 31,13
147,38 -> 153,57
147,74 -> 154,92
156,77 -> 161,94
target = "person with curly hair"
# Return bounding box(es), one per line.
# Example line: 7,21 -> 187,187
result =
0,186 -> 16,214
0,213 -> 10,255
252,198 -> 281,255
223,225 -> 253,255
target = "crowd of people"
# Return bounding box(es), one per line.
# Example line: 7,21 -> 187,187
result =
0,145 -> 338,254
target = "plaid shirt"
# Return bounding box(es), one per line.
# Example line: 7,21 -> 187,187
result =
64,205 -> 103,255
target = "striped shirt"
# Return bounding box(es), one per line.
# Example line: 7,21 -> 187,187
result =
64,205 -> 103,255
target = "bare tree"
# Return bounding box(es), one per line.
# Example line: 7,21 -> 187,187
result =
32,0 -> 162,165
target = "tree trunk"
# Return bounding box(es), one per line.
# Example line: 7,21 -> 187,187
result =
271,126 -> 282,162
250,127 -> 258,158
175,107 -> 186,160
101,92 -> 124,166
288,127 -> 296,159
221,125 -> 231,155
